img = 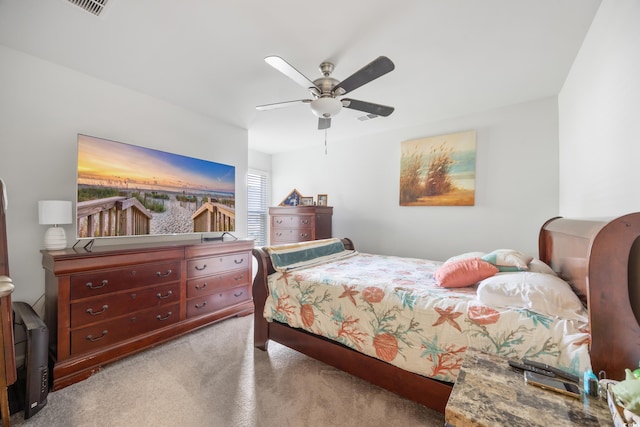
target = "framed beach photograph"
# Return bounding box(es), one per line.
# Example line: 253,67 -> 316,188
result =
301,196 -> 314,206
317,194 -> 328,206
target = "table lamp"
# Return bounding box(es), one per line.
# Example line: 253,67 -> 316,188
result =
38,200 -> 72,250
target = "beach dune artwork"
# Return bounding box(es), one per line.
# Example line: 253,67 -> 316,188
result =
400,130 -> 476,206
76,134 -> 235,238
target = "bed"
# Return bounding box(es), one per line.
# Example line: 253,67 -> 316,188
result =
252,213 -> 640,413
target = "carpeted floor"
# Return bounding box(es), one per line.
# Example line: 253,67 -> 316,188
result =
8,315 -> 445,426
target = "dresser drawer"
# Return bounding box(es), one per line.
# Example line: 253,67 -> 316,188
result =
70,303 -> 180,356
186,269 -> 251,299
271,215 -> 314,228
186,285 -> 251,318
70,261 -> 180,300
70,283 -> 181,328
272,228 -> 313,243
187,252 -> 250,279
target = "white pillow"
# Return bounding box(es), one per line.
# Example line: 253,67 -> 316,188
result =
527,259 -> 557,276
476,272 -> 587,322
482,249 -> 533,272
444,251 -> 487,264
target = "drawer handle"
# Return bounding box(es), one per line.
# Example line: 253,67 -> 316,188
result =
156,269 -> 173,278
86,330 -> 108,342
86,305 -> 108,316
234,291 -> 244,298
156,290 -> 173,299
275,232 -> 282,237
301,219 -> 310,224
234,258 -> 244,265
195,301 -> 207,309
233,275 -> 243,281
194,264 -> 207,271
156,311 -> 173,321
300,233 -> 309,238
86,279 -> 108,290
195,282 -> 207,290
276,219 -> 283,224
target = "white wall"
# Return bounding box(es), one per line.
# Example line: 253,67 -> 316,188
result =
559,0 -> 640,217
248,149 -> 272,174
0,46 -> 249,305
272,97 -> 559,261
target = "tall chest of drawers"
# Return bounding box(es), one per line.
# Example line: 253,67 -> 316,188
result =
42,239 -> 253,390
269,206 -> 333,245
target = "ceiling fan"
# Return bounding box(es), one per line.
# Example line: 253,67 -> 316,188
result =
256,55 -> 395,130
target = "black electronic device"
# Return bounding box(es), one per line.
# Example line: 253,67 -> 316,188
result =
508,359 -> 580,384
508,360 -> 557,378
8,302 -> 49,419
524,371 -> 581,399
522,358 -> 580,383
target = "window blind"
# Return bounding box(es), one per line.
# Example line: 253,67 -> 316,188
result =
247,170 -> 269,247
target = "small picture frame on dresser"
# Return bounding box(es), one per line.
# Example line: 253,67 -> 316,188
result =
317,194 -> 328,206
301,197 -> 314,206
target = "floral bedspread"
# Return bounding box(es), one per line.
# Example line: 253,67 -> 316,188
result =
264,252 -> 591,383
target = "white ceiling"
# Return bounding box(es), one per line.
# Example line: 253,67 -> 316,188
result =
0,0 -> 601,154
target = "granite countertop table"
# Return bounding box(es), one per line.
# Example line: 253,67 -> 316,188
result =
445,348 -> 612,427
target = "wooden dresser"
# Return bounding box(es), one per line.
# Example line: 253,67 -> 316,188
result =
269,206 -> 333,245
41,238 -> 253,390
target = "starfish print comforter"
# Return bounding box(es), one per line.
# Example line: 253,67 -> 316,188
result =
263,252 -> 591,383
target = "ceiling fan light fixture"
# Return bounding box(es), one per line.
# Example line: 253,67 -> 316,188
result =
310,97 -> 342,118
258,56 -> 395,130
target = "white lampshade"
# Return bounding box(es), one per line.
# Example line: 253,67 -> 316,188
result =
38,200 -> 72,250
38,200 -> 72,225
310,97 -> 342,118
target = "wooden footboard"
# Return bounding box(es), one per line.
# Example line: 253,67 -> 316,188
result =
251,245 -> 274,351
252,238 -> 355,351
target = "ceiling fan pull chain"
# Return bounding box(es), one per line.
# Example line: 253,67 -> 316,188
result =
324,129 -> 328,155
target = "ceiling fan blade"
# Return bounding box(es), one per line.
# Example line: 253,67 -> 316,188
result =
265,56 -> 320,93
318,117 -> 331,130
333,56 -> 395,96
341,99 -> 394,117
256,99 -> 312,111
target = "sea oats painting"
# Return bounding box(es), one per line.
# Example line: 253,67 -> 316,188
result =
400,130 -> 476,206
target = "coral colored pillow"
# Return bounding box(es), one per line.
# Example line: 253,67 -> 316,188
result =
435,258 -> 499,288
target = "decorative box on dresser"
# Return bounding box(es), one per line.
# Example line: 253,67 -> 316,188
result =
269,206 -> 333,244
42,238 -> 253,390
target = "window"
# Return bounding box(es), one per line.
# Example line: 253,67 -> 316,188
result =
247,170 -> 269,247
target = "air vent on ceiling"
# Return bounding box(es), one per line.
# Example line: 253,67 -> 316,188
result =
67,0 -> 110,17
357,113 -> 379,122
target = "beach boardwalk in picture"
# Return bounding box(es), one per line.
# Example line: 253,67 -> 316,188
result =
76,134 -> 235,238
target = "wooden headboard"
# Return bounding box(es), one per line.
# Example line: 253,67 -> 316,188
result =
539,213 -> 640,380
